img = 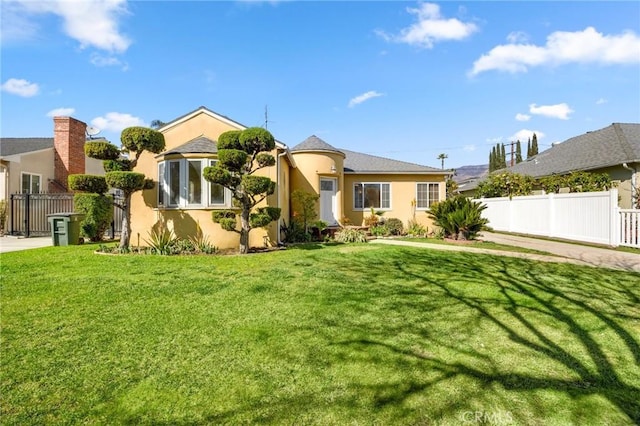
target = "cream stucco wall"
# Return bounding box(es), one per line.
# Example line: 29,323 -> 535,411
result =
343,173 -> 447,230
290,150 -> 344,224
5,149 -> 55,196
131,110 -> 288,250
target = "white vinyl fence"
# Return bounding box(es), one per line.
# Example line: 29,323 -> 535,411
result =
474,188 -> 640,248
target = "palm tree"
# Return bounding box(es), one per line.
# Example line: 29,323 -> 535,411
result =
437,153 -> 448,170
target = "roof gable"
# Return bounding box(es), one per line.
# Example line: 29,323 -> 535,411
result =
158,136 -> 218,156
159,106 -> 287,150
0,138 -> 54,157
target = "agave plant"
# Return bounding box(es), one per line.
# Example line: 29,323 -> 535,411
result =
428,196 -> 489,240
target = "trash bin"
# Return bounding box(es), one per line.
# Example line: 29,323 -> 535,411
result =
47,213 -> 85,246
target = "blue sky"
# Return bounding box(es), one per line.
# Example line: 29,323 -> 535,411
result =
1,1 -> 639,169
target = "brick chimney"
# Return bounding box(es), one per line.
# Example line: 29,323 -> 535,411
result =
51,116 -> 87,192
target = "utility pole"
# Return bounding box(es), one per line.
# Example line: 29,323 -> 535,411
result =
506,141 -> 516,167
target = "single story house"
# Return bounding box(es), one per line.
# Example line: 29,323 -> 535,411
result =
0,116 -> 104,201
460,123 -> 640,209
131,106 -> 451,249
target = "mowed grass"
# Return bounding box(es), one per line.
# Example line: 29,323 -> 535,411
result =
1,243 -> 639,425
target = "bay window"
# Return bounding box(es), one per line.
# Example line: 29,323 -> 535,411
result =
158,158 -> 230,208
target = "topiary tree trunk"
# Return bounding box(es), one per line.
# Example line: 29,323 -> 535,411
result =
204,127 -> 281,254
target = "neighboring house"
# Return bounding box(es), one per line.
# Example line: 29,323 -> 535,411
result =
0,116 -> 104,201
131,106 -> 450,249
460,123 -> 640,208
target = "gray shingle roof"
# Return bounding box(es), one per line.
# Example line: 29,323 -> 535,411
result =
291,135 -> 344,155
0,138 -> 54,157
341,149 -> 443,173
506,123 -> 640,177
158,136 -> 218,156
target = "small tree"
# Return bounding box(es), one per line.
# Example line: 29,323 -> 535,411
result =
515,140 -> 523,164
69,128 -> 165,249
203,127 -> 281,254
531,133 -> 539,156
291,189 -> 319,236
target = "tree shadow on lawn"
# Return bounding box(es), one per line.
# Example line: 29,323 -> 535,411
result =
323,249 -> 640,423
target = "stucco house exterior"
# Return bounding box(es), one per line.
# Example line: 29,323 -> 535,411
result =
0,116 -> 104,201
131,106 -> 451,249
460,123 -> 640,208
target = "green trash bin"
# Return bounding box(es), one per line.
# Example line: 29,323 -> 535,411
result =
47,213 -> 85,246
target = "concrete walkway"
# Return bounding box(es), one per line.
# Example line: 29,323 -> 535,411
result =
371,232 -> 640,273
480,232 -> 640,273
0,236 -> 53,254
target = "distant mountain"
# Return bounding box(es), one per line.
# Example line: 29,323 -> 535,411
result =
452,164 -> 489,183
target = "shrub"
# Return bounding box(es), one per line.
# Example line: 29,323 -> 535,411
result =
68,175 -> 108,194
476,172 -> 534,199
334,228 -> 368,243
74,193 -> 113,241
385,218 -> 404,235
85,141 -> 120,161
406,220 -> 427,237
428,196 -> 489,240
370,224 -> 389,237
0,200 -> 7,235
250,207 -> 281,228
105,171 -> 146,193
281,220 -> 310,243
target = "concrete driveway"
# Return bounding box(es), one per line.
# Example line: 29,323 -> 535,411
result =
0,236 -> 53,253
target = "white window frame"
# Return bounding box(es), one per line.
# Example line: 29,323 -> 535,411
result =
353,182 -> 391,210
21,172 -> 42,194
416,182 -> 441,210
157,158 -> 231,209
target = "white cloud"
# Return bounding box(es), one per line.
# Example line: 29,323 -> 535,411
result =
596,98 -> 608,105
90,53 -> 128,70
507,31 -> 529,44
511,129 -> 545,142
463,144 -> 476,152
529,103 -> 573,120
377,2 -> 478,48
91,112 -> 146,133
9,0 -> 131,53
348,91 -> 384,108
46,107 -> 76,117
1,78 -> 40,97
515,113 -> 531,122
470,27 -> 640,75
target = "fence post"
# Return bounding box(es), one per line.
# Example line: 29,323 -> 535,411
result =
25,193 -> 30,237
610,188 -> 619,247
548,192 -> 555,237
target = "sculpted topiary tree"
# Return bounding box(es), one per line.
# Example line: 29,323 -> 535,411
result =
203,127 -> 281,254
69,127 -> 165,249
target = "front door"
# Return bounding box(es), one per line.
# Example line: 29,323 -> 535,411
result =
319,178 -> 338,226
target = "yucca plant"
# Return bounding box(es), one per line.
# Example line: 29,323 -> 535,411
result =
428,196 -> 489,240
144,226 -> 177,255
188,221 -> 217,254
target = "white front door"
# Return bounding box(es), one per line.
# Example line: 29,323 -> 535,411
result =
319,178 -> 338,226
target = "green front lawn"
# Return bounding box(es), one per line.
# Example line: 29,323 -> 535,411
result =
1,244 -> 639,424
